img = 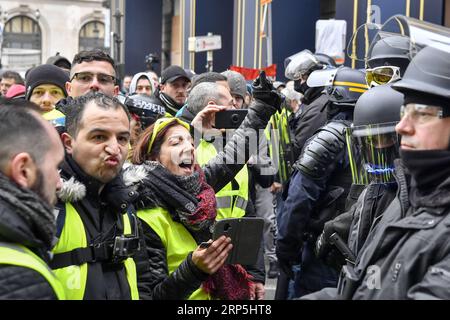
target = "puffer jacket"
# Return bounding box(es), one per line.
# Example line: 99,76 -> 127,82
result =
128,98 -> 278,300
0,176 -> 57,299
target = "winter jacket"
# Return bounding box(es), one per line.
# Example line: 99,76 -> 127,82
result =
152,88 -> 184,117
128,98 -> 277,300
347,183 -> 398,258
306,159 -> 450,300
52,156 -> 143,300
176,105 -> 195,123
317,182 -> 397,269
291,88 -> 328,159
0,175 -> 58,299
348,160 -> 450,299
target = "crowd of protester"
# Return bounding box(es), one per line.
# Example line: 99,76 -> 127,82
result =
0,13 -> 449,301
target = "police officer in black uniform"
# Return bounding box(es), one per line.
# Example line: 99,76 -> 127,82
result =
314,85 -> 404,269
276,67 -> 367,298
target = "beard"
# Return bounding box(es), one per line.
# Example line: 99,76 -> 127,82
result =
30,168 -> 55,206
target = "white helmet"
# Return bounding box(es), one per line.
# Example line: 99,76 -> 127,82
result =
285,49 -> 321,80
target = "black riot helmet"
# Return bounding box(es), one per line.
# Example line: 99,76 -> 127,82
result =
391,45 -> 450,114
347,85 -> 404,184
367,35 -> 411,74
326,66 -> 368,107
353,85 -> 403,127
120,94 -> 166,129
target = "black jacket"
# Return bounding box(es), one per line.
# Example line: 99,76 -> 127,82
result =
131,98 -> 277,300
306,159 -> 450,299
54,155 -> 142,300
0,178 -> 57,300
349,160 -> 450,299
176,105 -> 196,123
291,88 -> 328,159
152,88 -> 184,117
317,182 -> 397,270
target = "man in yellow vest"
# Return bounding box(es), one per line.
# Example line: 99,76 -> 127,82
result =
51,92 -> 142,299
0,100 -> 65,299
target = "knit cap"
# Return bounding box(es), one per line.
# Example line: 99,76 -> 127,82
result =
25,64 -> 69,100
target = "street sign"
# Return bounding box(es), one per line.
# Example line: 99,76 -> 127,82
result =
188,34 -> 222,53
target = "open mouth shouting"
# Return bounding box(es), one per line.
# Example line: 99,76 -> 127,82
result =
178,157 -> 195,175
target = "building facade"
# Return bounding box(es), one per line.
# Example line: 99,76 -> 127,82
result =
0,0 -> 109,73
1,0 -> 449,80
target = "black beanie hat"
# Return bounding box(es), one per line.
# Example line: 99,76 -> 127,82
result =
25,64 -> 70,100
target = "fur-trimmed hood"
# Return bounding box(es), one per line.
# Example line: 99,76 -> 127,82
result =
122,163 -> 149,187
57,176 -> 87,203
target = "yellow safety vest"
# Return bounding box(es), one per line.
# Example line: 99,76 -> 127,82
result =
51,203 -> 139,300
0,242 -> 66,300
138,207 -> 211,300
266,110 -> 293,183
42,109 -> 65,127
196,139 -> 248,220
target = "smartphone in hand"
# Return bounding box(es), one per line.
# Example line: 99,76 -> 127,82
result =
214,109 -> 248,129
212,217 -> 264,265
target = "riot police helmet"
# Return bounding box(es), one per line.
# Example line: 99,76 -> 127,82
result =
326,66 -> 368,107
391,45 -> 450,113
285,49 -> 323,80
347,85 -> 404,184
367,35 -> 411,74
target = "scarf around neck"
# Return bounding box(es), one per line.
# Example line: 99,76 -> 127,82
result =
133,161 -> 253,299
400,149 -> 450,208
156,89 -> 184,116
137,161 -> 216,241
0,172 -> 56,249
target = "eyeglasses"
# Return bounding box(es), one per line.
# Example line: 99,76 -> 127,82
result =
70,72 -> 116,85
147,117 -> 190,153
365,66 -> 401,87
400,103 -> 443,124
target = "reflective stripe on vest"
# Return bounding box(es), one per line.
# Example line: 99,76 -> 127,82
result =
267,111 -> 292,183
196,139 -> 248,220
215,196 -> 247,210
138,207 -> 211,300
0,242 -> 66,300
52,203 -> 139,300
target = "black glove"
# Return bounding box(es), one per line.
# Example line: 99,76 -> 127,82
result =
276,241 -> 301,280
277,256 -> 295,280
315,219 -> 349,271
252,71 -> 283,111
